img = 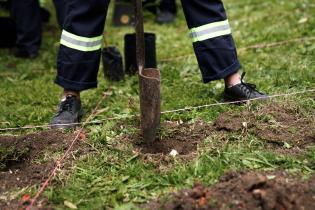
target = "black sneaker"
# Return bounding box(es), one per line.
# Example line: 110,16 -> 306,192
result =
50,95 -> 83,129
223,73 -> 268,102
156,11 -> 176,24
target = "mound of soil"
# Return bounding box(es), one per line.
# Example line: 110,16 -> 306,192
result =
133,120 -> 213,155
127,102 -> 314,157
146,171 -> 315,210
0,130 -> 86,208
132,102 -> 314,156
215,103 -> 315,148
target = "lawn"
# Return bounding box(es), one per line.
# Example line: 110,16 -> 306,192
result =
0,0 -> 315,209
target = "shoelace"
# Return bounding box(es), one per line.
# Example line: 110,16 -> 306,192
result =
58,96 -> 76,114
239,72 -> 263,97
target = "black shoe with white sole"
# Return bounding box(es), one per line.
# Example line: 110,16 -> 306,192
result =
50,95 -> 83,129
223,73 -> 268,102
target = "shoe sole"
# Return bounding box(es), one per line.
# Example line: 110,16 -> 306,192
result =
223,94 -> 270,104
49,109 -> 84,130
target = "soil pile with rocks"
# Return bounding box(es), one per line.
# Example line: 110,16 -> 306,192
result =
0,130 -> 86,208
215,103 -> 315,148
133,102 -> 314,156
146,171 -> 315,210
133,120 -> 214,155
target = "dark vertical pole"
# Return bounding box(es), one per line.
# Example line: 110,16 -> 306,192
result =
135,0 -> 145,74
135,0 -> 161,143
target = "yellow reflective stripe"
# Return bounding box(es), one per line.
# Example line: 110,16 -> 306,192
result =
60,39 -> 102,51
190,19 -> 232,42
190,19 -> 229,33
62,30 -> 103,42
192,28 -> 231,42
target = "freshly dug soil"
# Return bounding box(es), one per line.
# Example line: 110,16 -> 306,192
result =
0,130 -> 86,208
133,102 -> 314,156
133,120 -> 214,155
146,171 -> 315,210
215,103 -> 315,148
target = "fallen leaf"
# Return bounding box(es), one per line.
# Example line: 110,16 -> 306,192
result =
199,197 -> 206,206
64,200 -> 78,209
298,17 -> 308,24
22,194 -> 30,202
79,131 -> 86,141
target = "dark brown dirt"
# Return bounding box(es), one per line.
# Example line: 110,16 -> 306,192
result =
215,103 -> 315,148
131,102 -> 314,157
146,171 -> 315,210
124,102 -> 315,158
215,111 -> 255,132
133,120 -> 214,155
0,130 -> 87,209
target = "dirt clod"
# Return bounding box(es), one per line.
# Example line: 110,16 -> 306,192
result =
0,130 -> 86,209
134,120 -> 213,155
124,102 -> 315,158
214,103 -> 315,148
146,171 -> 315,210
215,112 -> 255,132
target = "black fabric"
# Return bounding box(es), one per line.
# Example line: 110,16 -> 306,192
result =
160,0 -> 177,14
56,0 -> 240,91
11,0 -> 42,54
0,0 -> 11,11
55,0 -> 110,91
102,46 -> 124,81
11,0 -> 66,54
143,0 -> 157,14
181,0 -> 240,83
53,0 -> 67,27
0,17 -> 16,48
40,7 -> 51,23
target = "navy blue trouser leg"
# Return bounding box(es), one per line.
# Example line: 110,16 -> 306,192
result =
11,0 -> 42,54
53,0 -> 67,27
181,0 -> 241,83
56,0 -> 240,91
160,0 -> 177,14
55,0 -> 110,91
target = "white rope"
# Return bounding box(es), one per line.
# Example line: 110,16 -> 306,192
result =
0,88 -> 314,132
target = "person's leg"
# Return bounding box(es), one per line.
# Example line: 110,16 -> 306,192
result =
143,0 -> 157,14
181,0 -> 240,82
160,0 -> 176,14
156,0 -> 177,24
181,0 -> 267,101
51,0 -> 110,128
52,0 -> 67,28
11,0 -> 41,58
55,0 -> 109,93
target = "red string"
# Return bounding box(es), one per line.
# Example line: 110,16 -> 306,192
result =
25,89 -> 111,210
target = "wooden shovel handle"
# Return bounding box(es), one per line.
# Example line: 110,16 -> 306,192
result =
135,0 -> 145,74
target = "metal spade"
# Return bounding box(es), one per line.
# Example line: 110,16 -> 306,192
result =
135,0 -> 161,143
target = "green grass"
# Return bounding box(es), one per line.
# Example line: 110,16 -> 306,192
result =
0,0 -> 315,209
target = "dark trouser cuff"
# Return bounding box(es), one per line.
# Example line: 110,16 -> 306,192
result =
55,76 -> 97,92
202,60 -> 241,84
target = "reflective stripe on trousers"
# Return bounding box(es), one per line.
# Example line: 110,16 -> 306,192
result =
190,19 -> 231,42
56,0 -> 241,91
60,30 -> 103,52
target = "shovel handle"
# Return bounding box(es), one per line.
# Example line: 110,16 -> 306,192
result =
135,0 -> 145,74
